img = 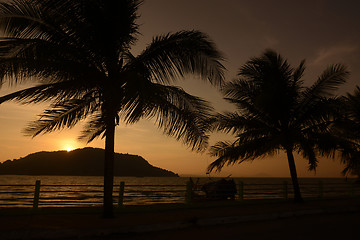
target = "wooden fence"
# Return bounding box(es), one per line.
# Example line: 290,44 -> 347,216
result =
0,180 -> 359,208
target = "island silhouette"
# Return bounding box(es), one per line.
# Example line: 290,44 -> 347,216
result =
0,147 -> 178,177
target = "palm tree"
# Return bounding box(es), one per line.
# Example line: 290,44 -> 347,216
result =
338,87 -> 360,180
0,0 -> 225,217
208,50 -> 350,202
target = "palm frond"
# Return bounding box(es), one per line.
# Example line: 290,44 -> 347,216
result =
0,0 -> 143,77
340,149 -> 360,176
296,136 -> 318,171
0,37 -> 108,87
134,30 -> 225,86
221,79 -> 281,129
0,81 -> 95,104
0,0 -> 48,39
78,113 -> 106,143
295,97 -> 341,132
222,79 -> 258,107
344,86 -> 360,126
213,112 -> 277,138
239,49 -> 293,86
208,135 -> 280,172
208,141 -> 243,171
300,64 -> 349,102
121,80 -> 214,151
24,97 -> 98,137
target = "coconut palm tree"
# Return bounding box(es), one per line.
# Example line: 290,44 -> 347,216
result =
338,87 -> 360,180
208,50 -> 350,202
0,0 -> 225,217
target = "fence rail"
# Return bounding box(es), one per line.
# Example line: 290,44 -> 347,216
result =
0,180 -> 359,208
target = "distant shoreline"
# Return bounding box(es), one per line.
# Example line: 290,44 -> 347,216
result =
0,147 -> 179,177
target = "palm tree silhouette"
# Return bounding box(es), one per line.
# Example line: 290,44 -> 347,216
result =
0,0 -> 225,217
208,50 -> 349,201
338,87 -> 360,179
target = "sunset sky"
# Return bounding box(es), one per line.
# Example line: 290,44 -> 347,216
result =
1,0 -> 360,177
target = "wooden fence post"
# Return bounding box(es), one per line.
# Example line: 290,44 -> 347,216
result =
118,181 -> 125,207
185,181 -> 193,204
237,181 -> 244,201
318,180 -> 323,198
283,181 -> 288,200
33,180 -> 41,209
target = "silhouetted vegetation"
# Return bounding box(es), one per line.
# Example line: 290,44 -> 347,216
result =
0,147 -> 178,177
208,50 -> 354,202
0,0 -> 224,217
336,87 -> 360,180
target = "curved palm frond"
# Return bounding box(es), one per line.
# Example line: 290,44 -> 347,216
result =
292,60 -> 306,84
239,50 -> 293,87
208,134 -> 280,172
0,0 -> 143,81
340,150 -> 360,176
0,81 -> 96,104
120,79 -> 214,151
296,135 -> 318,171
0,36 -> 108,87
306,64 -> 349,97
208,141 -> 243,171
344,86 -> 360,127
0,0 -> 50,39
213,111 -> 278,139
24,96 -> 99,137
295,98 -> 338,133
78,113 -> 106,143
297,65 -> 349,119
335,86 -> 360,176
222,79 -> 259,107
134,30 -> 225,86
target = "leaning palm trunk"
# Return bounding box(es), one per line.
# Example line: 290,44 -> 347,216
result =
286,149 -> 303,202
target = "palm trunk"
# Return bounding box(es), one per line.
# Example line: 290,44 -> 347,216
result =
285,148 -> 303,202
103,119 -> 115,218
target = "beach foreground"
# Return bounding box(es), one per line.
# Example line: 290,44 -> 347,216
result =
104,210 -> 359,240
1,198 -> 359,240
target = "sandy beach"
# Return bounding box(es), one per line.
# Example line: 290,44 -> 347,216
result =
1,198 -> 359,239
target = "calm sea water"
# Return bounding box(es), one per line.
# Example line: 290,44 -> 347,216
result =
0,175 -> 357,207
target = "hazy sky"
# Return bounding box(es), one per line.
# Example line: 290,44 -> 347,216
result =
1,0 -> 360,177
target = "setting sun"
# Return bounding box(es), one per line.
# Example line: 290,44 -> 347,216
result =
60,139 -> 79,152
65,146 -> 74,152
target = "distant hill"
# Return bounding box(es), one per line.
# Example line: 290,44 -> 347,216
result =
0,147 -> 178,177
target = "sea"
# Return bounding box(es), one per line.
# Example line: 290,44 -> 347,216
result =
0,175 -> 358,207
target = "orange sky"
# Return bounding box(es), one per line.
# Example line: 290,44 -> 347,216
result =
1,0 -> 360,177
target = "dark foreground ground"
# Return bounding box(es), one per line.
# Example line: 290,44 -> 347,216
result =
102,211 -> 359,240
1,198 -> 359,240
